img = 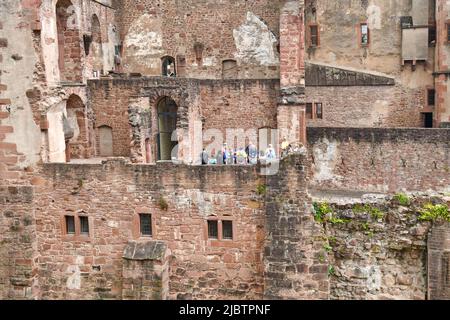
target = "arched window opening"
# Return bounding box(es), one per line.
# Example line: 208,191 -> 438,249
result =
98,125 -> 113,157
157,97 -> 178,161
66,94 -> 86,160
162,56 -> 176,77
90,14 -> 104,77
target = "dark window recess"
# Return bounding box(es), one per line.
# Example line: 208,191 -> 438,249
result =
316,103 -> 323,119
65,216 -> 75,234
207,220 -> 218,239
79,216 -> 89,235
83,35 -> 92,56
306,103 -> 313,119
423,113 -> 433,128
361,24 -> 369,45
222,221 -> 233,240
447,24 -> 450,42
429,27 -> 436,46
140,214 -> 152,237
310,25 -> 318,46
162,56 -> 176,77
400,16 -> 413,29
428,89 -> 436,106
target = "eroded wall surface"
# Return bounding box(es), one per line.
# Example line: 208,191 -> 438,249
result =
307,127 -> 450,193
115,0 -> 282,79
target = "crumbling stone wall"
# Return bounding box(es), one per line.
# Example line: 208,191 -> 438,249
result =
264,153 -> 329,300
88,77 -> 279,161
315,196 -> 450,300
115,0 -> 282,79
307,127 -> 450,193
0,186 -> 38,299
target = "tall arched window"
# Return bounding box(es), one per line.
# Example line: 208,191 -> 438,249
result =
66,94 -> 86,160
161,56 -> 176,77
90,14 -> 104,77
157,97 -> 178,161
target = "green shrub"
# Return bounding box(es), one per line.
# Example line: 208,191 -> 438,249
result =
256,184 -> 267,196
419,203 -> 450,222
313,202 -> 333,223
328,265 -> 336,277
158,197 -> 169,211
394,193 -> 411,206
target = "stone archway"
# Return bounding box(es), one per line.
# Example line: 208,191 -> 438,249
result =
156,97 -> 178,161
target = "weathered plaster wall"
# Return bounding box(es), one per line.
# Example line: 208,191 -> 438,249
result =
40,0 -> 119,85
304,0 -> 436,127
307,127 -> 450,193
0,0 -> 42,177
116,0 -> 282,79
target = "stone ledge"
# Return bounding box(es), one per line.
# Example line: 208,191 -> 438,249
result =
123,240 -> 168,261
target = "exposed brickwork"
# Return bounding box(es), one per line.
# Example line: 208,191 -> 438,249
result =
264,154 -> 329,300
115,0 -> 282,78
28,160 -> 266,300
306,85 -> 426,128
0,186 -> 37,299
428,223 -> 450,300
307,127 -> 450,193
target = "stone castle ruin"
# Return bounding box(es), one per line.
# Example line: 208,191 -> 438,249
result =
0,0 -> 449,300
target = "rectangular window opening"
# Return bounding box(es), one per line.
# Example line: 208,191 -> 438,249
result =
361,23 -> 369,46
79,216 -> 89,235
423,113 -> 433,128
428,89 -> 435,106
306,103 -> 313,120
140,214 -> 152,237
222,221 -> 233,240
310,25 -> 319,46
65,216 -> 75,235
447,24 -> 450,42
428,26 -> 436,47
315,103 -> 323,119
207,220 -> 218,239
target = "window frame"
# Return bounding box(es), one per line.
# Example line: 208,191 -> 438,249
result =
62,213 -> 92,241
65,215 -> 76,235
447,21 -> 450,44
205,217 -> 235,242
139,213 -> 153,237
305,102 -> 324,120
359,22 -> 370,47
308,23 -> 320,47
427,88 -> 436,106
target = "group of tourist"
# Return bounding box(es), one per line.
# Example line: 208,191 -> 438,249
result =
201,142 -> 278,165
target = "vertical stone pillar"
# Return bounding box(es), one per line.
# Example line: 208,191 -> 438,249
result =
122,241 -> 170,300
263,154 -> 329,300
427,223 -> 450,300
277,0 -> 307,148
435,0 -> 450,127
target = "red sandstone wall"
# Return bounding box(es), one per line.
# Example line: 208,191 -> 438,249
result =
33,160 -> 265,300
88,78 -> 279,158
307,127 -> 450,193
306,85 -> 425,128
115,0 -> 282,78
